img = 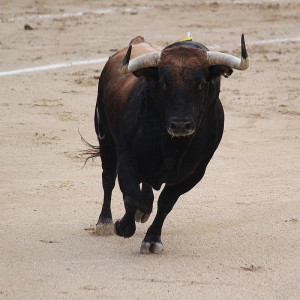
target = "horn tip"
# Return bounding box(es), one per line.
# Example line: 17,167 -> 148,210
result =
241,34 -> 248,59
122,44 -> 132,68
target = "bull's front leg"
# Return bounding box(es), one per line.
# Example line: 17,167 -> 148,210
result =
141,165 -> 208,254
114,153 -> 141,238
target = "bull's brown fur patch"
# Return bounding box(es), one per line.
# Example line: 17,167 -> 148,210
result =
160,46 -> 209,68
129,36 -> 145,45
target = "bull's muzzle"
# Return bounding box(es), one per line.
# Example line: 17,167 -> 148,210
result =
167,117 -> 195,137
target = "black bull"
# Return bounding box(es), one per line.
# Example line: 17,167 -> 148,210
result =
89,35 -> 248,254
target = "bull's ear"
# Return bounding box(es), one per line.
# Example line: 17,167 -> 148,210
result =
207,65 -> 233,81
133,67 -> 159,80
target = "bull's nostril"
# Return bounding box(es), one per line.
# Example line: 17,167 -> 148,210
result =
168,118 -> 195,136
169,118 -> 194,133
170,122 -> 177,129
185,123 -> 191,130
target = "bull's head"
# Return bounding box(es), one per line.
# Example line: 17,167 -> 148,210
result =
121,35 -> 249,137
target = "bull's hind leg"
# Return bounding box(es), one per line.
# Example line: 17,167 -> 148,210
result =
95,134 -> 117,235
95,100 -> 117,236
135,183 -> 154,223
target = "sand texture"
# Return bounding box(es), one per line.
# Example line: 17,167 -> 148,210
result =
0,0 -> 299,299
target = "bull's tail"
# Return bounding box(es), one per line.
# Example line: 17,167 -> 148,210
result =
78,129 -> 100,166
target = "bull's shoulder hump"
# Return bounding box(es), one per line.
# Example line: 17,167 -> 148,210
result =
110,37 -> 162,63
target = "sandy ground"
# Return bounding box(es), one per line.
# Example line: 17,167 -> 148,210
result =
1,0 -> 299,299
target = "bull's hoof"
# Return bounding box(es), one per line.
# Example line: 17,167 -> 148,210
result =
140,234 -> 163,254
114,217 -> 136,238
140,241 -> 163,254
95,221 -> 114,236
135,209 -> 151,223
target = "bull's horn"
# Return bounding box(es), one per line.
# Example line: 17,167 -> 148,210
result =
121,49 -> 161,74
206,34 -> 249,70
120,44 -> 132,74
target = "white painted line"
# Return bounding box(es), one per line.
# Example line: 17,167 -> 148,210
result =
7,9 -> 113,22
250,37 -> 300,45
208,37 -> 300,49
0,36 -> 299,77
224,0 -> 282,3
4,7 -> 149,22
208,0 -> 294,3
0,58 -> 108,77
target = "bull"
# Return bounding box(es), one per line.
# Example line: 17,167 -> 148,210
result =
91,35 -> 249,254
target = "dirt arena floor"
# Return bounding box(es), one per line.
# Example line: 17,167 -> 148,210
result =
1,0 -> 299,299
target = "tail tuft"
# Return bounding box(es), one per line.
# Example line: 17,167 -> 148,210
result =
78,129 -> 100,166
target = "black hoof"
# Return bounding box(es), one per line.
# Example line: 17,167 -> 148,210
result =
114,217 -> 136,238
135,209 -> 151,223
140,235 -> 163,254
136,199 -> 152,223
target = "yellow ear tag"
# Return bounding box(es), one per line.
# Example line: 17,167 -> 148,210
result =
180,32 -> 192,42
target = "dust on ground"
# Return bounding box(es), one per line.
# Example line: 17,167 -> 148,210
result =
0,0 -> 299,299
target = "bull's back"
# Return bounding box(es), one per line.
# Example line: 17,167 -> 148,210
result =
98,37 -> 162,139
